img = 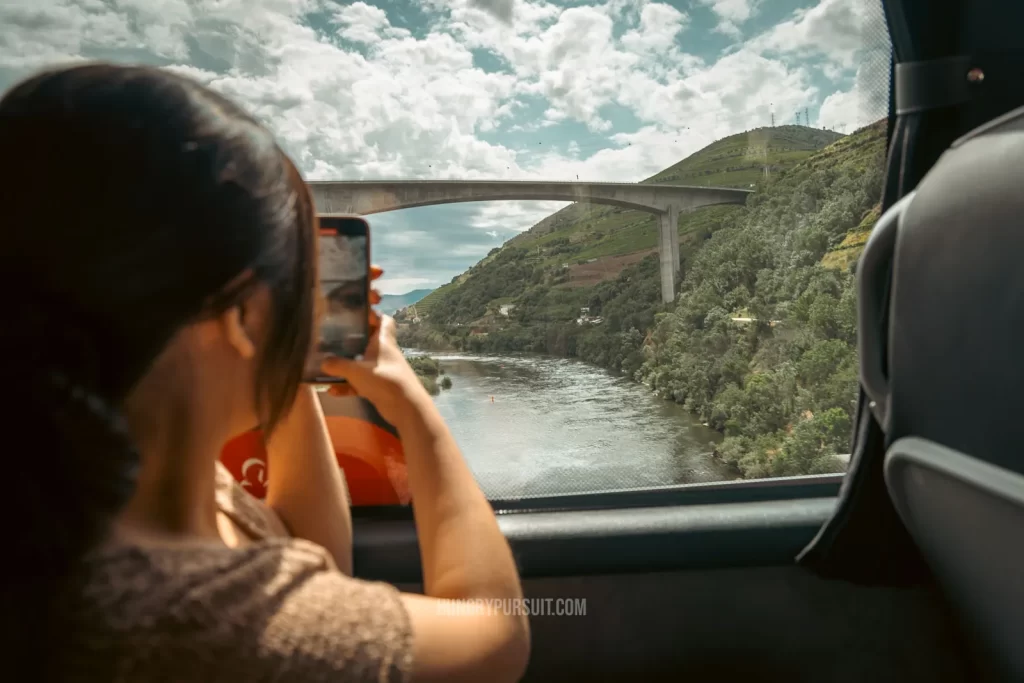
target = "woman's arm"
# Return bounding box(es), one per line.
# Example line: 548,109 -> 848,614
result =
323,317 -> 529,683
394,397 -> 530,683
263,385 -> 353,574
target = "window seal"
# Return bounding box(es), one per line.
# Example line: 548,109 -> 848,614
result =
354,497 -> 839,581
351,471 -> 846,520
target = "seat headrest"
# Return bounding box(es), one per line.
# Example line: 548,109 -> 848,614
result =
859,104 -> 1024,474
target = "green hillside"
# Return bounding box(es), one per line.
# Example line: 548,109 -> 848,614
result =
500,126 -> 843,271
414,275 -> 467,316
401,119 -> 886,479
410,125 -> 844,328
645,124 -> 842,187
412,288 -> 443,316
411,127 -> 843,323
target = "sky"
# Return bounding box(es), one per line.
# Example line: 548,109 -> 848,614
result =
0,0 -> 890,294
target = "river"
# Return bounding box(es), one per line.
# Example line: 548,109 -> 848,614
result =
414,352 -> 737,499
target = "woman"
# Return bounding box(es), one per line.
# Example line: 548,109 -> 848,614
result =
1,64 -> 529,682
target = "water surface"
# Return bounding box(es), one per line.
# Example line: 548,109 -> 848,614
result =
418,352 -> 736,499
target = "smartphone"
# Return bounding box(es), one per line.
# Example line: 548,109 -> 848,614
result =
303,216 -> 371,384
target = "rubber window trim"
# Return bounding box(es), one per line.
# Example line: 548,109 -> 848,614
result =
352,472 -> 844,519
354,496 -> 838,581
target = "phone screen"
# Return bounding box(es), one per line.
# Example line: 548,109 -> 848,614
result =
304,216 -> 370,383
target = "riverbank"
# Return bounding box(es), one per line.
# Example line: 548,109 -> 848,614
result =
400,326 -> 724,433
408,353 -> 453,395
399,315 -> 850,480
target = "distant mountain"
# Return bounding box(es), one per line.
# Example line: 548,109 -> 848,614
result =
379,288 -> 433,315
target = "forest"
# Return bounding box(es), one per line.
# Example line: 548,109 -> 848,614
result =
399,120 -> 886,478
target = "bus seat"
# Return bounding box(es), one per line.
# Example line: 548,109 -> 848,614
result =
856,104 -> 1024,680
859,103 -> 1024,469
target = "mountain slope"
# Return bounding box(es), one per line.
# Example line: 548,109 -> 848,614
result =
415,125 -> 844,323
507,125 -> 842,254
644,125 -> 842,187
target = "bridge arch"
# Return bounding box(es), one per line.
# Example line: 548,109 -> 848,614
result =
308,180 -> 749,216
307,180 -> 751,303
320,191 -> 659,215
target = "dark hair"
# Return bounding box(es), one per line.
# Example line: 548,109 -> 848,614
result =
0,63 -> 316,669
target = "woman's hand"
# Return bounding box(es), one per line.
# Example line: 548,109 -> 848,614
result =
324,264 -> 382,399
322,266 -> 432,428
321,315 -> 431,430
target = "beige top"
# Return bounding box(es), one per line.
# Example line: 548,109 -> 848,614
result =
61,464 -> 413,682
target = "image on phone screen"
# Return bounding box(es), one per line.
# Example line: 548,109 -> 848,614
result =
304,216 -> 370,383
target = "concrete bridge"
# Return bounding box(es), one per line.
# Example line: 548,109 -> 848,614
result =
308,180 -> 752,303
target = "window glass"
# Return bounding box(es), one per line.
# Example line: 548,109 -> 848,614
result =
2,0 -> 891,502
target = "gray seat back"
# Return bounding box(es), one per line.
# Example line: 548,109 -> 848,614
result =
858,104 -> 1024,464
858,104 -> 1024,679
885,437 -> 1024,681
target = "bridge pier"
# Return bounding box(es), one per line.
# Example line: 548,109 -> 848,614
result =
668,205 -> 682,277
658,205 -> 680,304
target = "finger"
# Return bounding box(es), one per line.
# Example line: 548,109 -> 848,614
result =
321,356 -> 371,383
371,316 -> 395,345
370,290 -> 382,305
370,265 -> 384,281
328,383 -> 357,397
368,308 -> 381,332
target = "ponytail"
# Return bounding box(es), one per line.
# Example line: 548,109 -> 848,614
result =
2,297 -> 140,678
16,370 -> 140,567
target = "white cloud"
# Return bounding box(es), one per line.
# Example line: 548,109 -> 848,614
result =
818,48 -> 890,131
749,0 -> 887,69
744,0 -> 888,132
0,0 -> 889,291
377,276 -> 433,295
332,1 -> 396,44
698,0 -> 759,23
713,20 -> 743,39
470,200 -> 571,233
696,0 -> 759,38
621,3 -> 689,55
0,1 -> 135,69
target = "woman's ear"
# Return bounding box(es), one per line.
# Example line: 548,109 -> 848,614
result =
222,305 -> 257,361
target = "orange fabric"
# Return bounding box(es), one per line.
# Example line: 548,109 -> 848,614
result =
220,418 -> 408,506
220,429 -> 269,498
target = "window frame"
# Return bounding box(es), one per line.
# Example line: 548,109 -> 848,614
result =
352,470 -> 846,519
349,9 -> 894,524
